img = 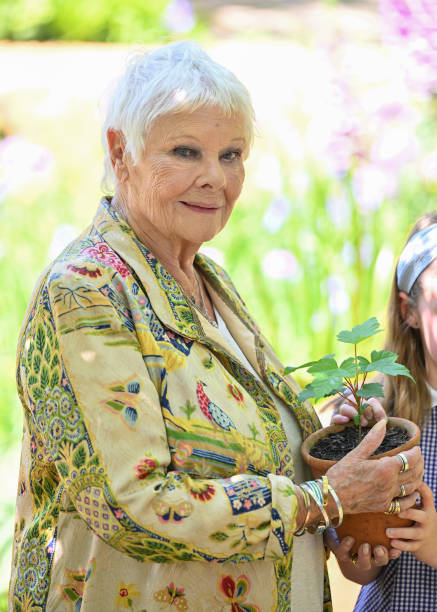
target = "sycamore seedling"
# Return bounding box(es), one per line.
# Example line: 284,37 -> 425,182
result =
284,317 -> 414,442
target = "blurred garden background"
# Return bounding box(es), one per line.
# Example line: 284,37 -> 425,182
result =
1,0 -> 436,608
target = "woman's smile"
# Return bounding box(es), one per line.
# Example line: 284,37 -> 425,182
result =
178,200 -> 221,214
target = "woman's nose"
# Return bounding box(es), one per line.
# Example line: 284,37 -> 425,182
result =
195,157 -> 226,190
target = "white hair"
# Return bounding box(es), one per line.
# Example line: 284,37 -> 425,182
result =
101,40 -> 255,194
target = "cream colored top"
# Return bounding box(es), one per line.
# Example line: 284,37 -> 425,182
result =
214,307 -> 324,611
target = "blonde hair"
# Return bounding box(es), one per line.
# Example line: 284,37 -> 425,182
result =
384,211 -> 437,425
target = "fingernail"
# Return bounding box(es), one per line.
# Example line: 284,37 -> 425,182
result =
363,543 -> 370,554
344,537 -> 353,546
375,547 -> 383,556
386,529 -> 394,537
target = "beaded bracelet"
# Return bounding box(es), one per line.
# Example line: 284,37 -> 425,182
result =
294,485 -> 311,536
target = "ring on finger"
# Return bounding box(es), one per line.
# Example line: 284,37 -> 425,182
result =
399,484 -> 407,497
351,553 -> 359,567
384,499 -> 401,515
397,453 -> 409,473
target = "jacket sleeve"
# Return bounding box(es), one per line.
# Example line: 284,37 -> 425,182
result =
21,269 -> 299,564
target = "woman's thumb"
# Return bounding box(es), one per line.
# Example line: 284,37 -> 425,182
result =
351,419 -> 387,459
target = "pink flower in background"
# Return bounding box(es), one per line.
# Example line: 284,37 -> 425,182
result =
327,275 -> 350,316
326,195 -> 350,227
0,135 -> 53,200
370,102 -> 418,171
262,195 -> 291,233
380,0 -> 437,94
352,163 -> 398,212
261,249 -> 301,282
162,0 -> 195,33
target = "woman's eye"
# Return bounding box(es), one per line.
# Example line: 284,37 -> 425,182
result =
173,146 -> 198,159
222,150 -> 242,162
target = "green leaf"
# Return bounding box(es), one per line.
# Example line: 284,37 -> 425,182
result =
73,446 -> 86,469
210,531 -> 229,541
307,357 -> 339,374
33,354 -> 41,374
339,357 -> 359,377
356,382 -> 384,399
88,455 -> 100,467
256,520 -> 271,531
33,387 -> 43,400
63,587 -> 80,602
298,378 -> 344,402
337,318 -> 382,345
110,385 -> 125,392
357,355 -> 370,368
40,365 -> 49,389
353,414 -> 360,426
365,350 -> 415,381
36,324 -> 45,353
51,371 -> 60,388
106,400 -> 124,412
284,354 -> 334,375
58,462 -> 69,478
44,345 -> 51,364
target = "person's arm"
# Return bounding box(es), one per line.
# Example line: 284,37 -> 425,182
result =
386,482 -> 437,569
22,268 -> 302,564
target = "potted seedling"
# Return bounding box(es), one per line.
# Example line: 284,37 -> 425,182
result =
284,317 -> 421,554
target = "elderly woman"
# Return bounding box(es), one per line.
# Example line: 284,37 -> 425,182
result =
10,41 -> 423,611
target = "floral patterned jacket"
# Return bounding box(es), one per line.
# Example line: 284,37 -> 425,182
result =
9,198 -> 332,611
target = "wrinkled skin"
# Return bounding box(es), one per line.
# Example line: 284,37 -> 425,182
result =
326,419 -> 423,516
326,397 -> 424,582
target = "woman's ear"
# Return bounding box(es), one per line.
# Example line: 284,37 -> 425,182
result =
107,129 -> 129,182
398,291 -> 419,328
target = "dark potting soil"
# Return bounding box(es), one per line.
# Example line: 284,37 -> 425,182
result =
310,426 -> 410,461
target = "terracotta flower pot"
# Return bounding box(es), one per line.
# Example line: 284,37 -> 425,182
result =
301,417 -> 421,555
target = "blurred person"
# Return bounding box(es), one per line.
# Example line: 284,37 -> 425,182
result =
329,212 -> 437,610
8,41 -> 424,611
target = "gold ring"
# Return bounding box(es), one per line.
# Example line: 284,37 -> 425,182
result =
384,499 -> 401,515
351,553 -> 359,567
399,484 -> 407,497
397,453 -> 409,473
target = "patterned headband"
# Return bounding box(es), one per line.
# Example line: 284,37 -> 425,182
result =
396,223 -> 437,293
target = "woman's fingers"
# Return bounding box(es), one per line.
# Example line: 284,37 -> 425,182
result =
331,397 -> 387,426
331,412 -> 352,425
361,398 -> 387,424
331,403 -> 357,425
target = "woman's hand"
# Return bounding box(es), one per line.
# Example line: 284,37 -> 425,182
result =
331,397 -> 387,426
386,482 -> 437,569
324,528 -> 400,584
326,420 -> 424,516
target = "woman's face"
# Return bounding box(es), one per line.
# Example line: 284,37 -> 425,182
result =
119,106 -> 248,255
408,260 -> 437,386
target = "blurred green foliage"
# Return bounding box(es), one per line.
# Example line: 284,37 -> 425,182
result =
0,0 -> 203,42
